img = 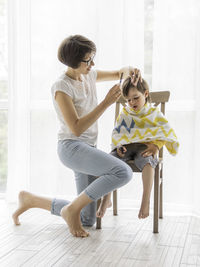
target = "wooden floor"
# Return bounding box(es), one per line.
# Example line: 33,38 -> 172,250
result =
0,201 -> 200,267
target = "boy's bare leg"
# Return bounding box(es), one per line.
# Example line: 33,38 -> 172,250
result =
12,191 -> 52,225
138,164 -> 154,219
96,192 -> 112,218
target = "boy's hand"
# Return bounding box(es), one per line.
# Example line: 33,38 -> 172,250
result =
117,146 -> 127,158
140,143 -> 159,158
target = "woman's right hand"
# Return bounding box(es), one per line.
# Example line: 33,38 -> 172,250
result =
103,84 -> 122,107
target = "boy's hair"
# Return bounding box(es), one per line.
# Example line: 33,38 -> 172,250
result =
122,76 -> 151,103
57,35 -> 96,68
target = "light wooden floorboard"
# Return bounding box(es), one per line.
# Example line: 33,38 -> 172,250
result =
0,202 -> 200,267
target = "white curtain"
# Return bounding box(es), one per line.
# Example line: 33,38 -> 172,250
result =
152,0 -> 200,215
7,0 -> 144,202
7,0 -> 200,216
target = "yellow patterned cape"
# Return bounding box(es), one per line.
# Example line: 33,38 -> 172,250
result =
111,103 -> 179,155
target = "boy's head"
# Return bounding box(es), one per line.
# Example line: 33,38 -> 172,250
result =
122,76 -> 150,111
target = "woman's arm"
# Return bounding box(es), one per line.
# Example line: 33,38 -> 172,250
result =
96,70 -> 119,82
96,66 -> 141,83
55,84 -> 121,137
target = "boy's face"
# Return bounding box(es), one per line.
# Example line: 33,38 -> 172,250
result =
125,87 -> 148,111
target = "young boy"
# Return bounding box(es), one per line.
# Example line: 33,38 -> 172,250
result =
97,75 -> 179,219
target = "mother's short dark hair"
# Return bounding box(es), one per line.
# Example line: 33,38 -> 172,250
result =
57,35 -> 96,68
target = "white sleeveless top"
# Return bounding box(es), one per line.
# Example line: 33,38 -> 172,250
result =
51,70 -> 98,146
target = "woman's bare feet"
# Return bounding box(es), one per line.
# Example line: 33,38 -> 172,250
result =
138,198 -> 150,219
61,205 -> 89,238
12,191 -> 35,225
96,194 -> 112,218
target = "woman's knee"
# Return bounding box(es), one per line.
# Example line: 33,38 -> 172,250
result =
123,165 -> 133,182
114,163 -> 133,183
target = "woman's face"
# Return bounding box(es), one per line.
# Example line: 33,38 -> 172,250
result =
77,52 -> 95,74
125,87 -> 148,111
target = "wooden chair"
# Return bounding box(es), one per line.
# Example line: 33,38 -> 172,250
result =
96,91 -> 170,233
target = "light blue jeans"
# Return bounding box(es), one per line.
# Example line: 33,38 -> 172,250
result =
51,139 -> 133,226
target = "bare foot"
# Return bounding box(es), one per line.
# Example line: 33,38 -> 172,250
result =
61,205 -> 89,238
96,195 -> 112,218
12,191 -> 35,225
138,198 -> 150,219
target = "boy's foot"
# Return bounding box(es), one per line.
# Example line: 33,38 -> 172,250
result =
138,199 -> 150,219
61,205 -> 89,238
96,196 -> 112,218
12,191 -> 35,225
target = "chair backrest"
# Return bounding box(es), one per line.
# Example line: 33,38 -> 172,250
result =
114,91 -> 170,159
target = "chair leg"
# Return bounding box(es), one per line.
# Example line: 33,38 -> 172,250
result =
96,198 -> 102,229
159,163 -> 163,219
113,190 -> 118,216
153,164 -> 160,233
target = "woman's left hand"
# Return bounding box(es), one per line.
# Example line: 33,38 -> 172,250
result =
140,143 -> 159,159
119,66 -> 142,86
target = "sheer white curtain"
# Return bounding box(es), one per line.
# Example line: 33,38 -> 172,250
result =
7,0 -> 144,202
7,0 -> 200,216
152,0 -> 200,215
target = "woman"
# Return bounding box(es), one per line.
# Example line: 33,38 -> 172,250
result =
12,35 -> 141,238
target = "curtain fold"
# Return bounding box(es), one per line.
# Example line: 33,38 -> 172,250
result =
7,0 -> 31,202
193,6 -> 200,215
